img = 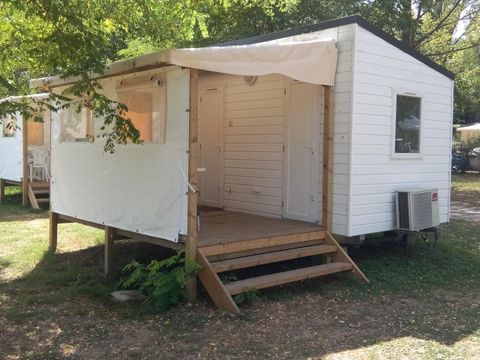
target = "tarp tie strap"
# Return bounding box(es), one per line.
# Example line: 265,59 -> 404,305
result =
177,157 -> 197,193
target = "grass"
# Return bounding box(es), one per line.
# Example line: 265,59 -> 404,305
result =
0,176 -> 479,359
451,172 -> 480,192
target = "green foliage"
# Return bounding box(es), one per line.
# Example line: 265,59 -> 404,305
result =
119,253 -> 200,311
233,289 -> 260,305
454,136 -> 480,156
0,0 -> 479,145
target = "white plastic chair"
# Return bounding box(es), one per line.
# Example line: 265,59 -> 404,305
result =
29,149 -> 50,181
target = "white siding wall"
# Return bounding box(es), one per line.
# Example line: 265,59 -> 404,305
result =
223,74 -> 286,217
198,24 -> 356,233
331,24 -> 355,235
348,25 -> 453,236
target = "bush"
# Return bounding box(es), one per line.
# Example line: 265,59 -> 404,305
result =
454,136 -> 480,157
118,252 -> 200,311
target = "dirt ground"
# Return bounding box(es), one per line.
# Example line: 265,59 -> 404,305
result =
0,184 -> 479,359
450,189 -> 480,222
1,286 -> 479,360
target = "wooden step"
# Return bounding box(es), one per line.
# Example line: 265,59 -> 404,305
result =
33,189 -> 50,195
225,262 -> 353,295
208,239 -> 323,262
37,198 -> 50,204
201,230 -> 326,257
211,244 -> 337,273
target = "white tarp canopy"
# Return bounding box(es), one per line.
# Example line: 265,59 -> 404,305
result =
0,93 -> 49,103
457,123 -> 480,141
160,38 -> 337,86
31,37 -> 338,88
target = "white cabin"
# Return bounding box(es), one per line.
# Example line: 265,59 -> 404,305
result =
0,94 -> 51,207
30,16 -> 454,311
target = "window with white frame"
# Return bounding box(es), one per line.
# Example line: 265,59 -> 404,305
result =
394,93 -> 422,155
116,73 -> 166,144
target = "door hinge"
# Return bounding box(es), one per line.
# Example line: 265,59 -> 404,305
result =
282,144 -> 285,152
284,88 -> 286,95
281,201 -> 284,208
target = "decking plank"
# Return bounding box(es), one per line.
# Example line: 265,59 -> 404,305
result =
211,244 -> 337,272
225,262 -> 353,295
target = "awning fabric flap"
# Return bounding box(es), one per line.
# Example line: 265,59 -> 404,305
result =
161,38 -> 337,86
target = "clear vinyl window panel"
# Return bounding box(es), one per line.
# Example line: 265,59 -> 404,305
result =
116,77 -> 166,144
59,107 -> 93,142
3,115 -> 17,137
395,95 -> 421,154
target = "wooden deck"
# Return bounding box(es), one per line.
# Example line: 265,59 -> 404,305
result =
195,210 -> 367,314
199,210 -> 323,247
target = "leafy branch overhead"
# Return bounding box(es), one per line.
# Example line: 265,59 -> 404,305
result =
0,0 -> 479,143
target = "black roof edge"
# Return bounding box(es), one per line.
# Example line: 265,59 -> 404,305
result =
217,15 -> 455,81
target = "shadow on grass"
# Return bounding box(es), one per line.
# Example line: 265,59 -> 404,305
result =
0,218 -> 479,358
0,240 -> 176,322
0,186 -> 46,221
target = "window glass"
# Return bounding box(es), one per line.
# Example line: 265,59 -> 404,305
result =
395,95 -> 421,154
3,116 -> 17,137
116,77 -> 166,144
27,119 -> 44,145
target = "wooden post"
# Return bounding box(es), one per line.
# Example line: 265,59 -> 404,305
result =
186,68 -> 199,302
322,86 -> 334,232
104,226 -> 115,278
49,211 -> 58,252
22,116 -> 29,207
0,179 -> 5,204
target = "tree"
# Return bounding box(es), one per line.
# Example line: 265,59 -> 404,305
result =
0,0 -> 299,151
0,0 -> 478,145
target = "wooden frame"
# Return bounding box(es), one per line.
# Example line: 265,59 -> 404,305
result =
322,85 -> 333,232
22,116 -> 29,207
186,68 -> 199,302
48,211 -> 182,276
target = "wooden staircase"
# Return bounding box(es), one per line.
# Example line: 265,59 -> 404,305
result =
28,181 -> 50,209
197,230 -> 368,314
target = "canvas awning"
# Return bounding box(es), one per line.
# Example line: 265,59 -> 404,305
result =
160,38 -> 337,85
31,38 -> 338,88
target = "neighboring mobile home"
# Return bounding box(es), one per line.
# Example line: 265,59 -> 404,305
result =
31,16 -> 454,313
0,94 -> 51,208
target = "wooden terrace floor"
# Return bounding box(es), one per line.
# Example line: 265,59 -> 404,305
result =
198,210 -> 324,248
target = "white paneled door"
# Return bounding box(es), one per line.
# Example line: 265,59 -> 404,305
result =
198,83 -> 224,208
284,82 -> 320,222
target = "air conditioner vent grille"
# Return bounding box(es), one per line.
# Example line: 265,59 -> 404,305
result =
412,192 -> 433,229
396,189 -> 440,231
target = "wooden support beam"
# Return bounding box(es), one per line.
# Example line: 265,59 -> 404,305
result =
115,228 -> 182,250
322,85 -> 334,232
104,226 -> 115,278
0,179 -> 4,204
197,249 -> 240,314
22,116 -> 29,207
186,68 -> 199,302
27,183 -> 40,209
56,213 -> 105,229
324,232 -> 369,283
49,211 -> 58,252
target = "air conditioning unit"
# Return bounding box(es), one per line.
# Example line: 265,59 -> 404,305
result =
396,189 -> 440,231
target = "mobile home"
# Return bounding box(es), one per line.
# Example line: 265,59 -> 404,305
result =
0,94 -> 51,208
31,16 -> 454,313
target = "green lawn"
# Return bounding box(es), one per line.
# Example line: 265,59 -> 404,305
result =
0,179 -> 479,359
451,172 -> 480,192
